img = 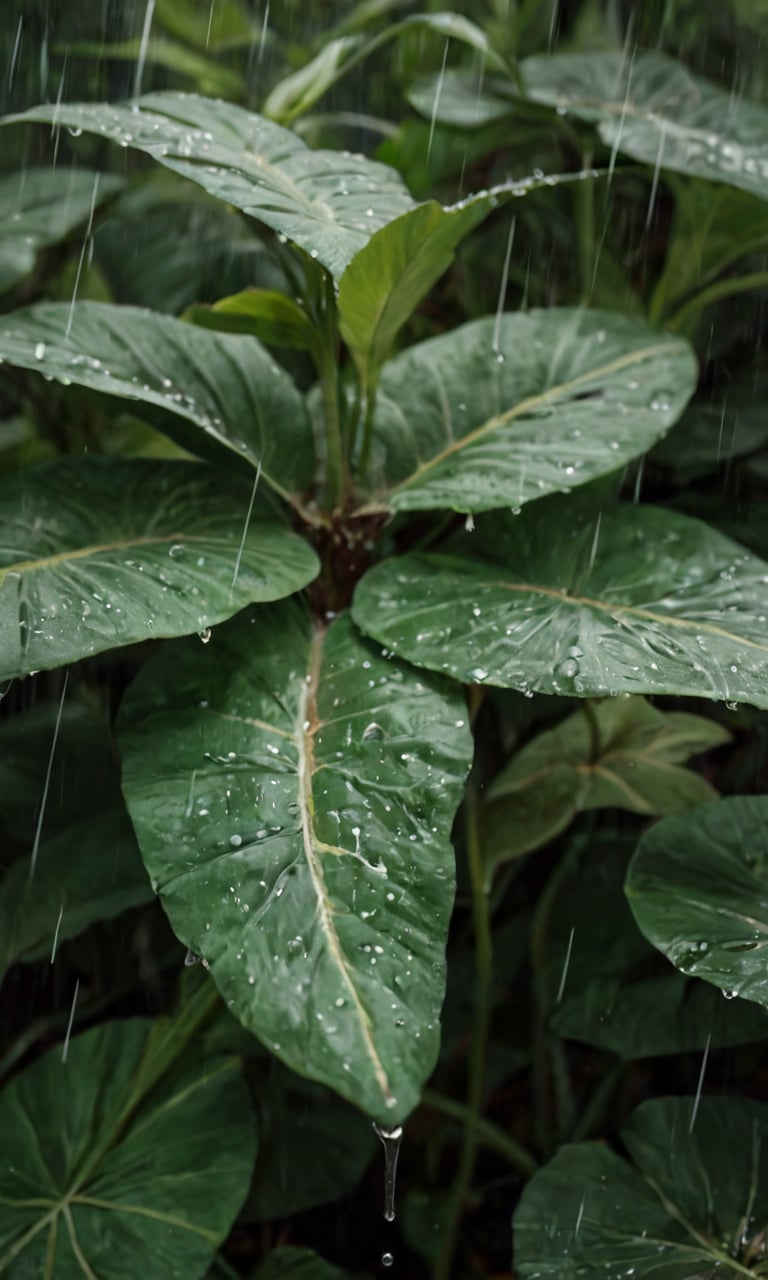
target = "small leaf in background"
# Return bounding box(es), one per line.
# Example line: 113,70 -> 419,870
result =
248,1247 -> 371,1278
513,1096 -> 768,1279
407,68 -> 515,128
0,699 -> 153,980
62,37 -> 244,97
627,795 -> 768,1007
118,600 -> 472,1122
481,696 -> 728,874
360,310 -> 696,512
0,1018 -> 255,1279
0,457 -> 319,679
2,95 -> 416,279
650,369 -> 768,480
352,496 -> 768,708
0,169 -> 123,296
0,302 -> 314,495
547,835 -> 767,1057
520,50 -> 768,204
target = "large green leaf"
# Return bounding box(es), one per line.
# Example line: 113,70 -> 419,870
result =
0,168 -> 123,296
520,51 -> 768,203
352,497 -> 768,707
626,795 -> 768,1007
0,457 -> 319,680
514,1096 -> 768,1280
118,600 -> 472,1122
2,94 -> 416,279
547,835 -> 767,1057
358,310 -> 695,512
0,302 -> 313,496
0,1017 -> 255,1279
482,696 -> 727,874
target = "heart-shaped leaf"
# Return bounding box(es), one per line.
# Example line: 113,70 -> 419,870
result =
0,1016 -> 255,1279
520,50 -> 768,203
547,834 -> 767,1057
626,795 -> 768,1007
513,1096 -> 768,1280
0,457 -> 319,679
482,696 -> 727,874
352,497 -> 768,707
0,302 -> 314,496
358,310 -> 696,512
0,168 -> 123,296
2,94 -> 416,279
118,600 -> 472,1122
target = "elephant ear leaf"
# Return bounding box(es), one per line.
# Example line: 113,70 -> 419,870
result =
118,599 -> 473,1123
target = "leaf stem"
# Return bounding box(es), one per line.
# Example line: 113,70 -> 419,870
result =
315,275 -> 347,509
433,783 -> 494,1280
665,269 -> 768,332
421,1089 -> 538,1178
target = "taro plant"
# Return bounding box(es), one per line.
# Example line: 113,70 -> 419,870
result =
3,8 -> 768,1277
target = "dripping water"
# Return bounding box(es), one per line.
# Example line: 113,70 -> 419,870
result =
373,1122 -> 403,1222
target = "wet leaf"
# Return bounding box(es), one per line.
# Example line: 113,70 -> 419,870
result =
2,94 -> 415,279
0,1017 -> 255,1279
118,600 -> 472,1122
0,168 -> 123,295
407,69 -> 515,128
0,302 -> 313,497
249,1248 -> 371,1279
352,496 -> 768,708
626,795 -> 768,1008
482,697 -> 727,874
547,835 -> 767,1057
185,289 -> 319,352
521,51 -> 768,203
359,310 -> 695,512
0,701 -> 152,979
0,457 -> 319,680
513,1096 -> 768,1280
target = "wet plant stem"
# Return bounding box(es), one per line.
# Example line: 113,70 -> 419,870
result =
318,344 -> 345,510
530,846 -> 578,1156
434,783 -> 493,1280
422,1090 -> 538,1178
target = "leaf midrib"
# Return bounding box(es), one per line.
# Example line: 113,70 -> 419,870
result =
392,342 -> 678,493
296,625 -> 393,1107
0,532 -> 214,583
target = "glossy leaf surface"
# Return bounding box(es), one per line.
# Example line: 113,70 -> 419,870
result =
0,1018 -> 255,1279
361,311 -> 695,512
0,458 -> 319,679
118,601 -> 472,1122
547,836 -> 767,1057
0,302 -> 313,496
2,94 -> 415,278
521,51 -> 768,202
514,1096 -> 768,1279
482,696 -> 727,873
352,497 -> 768,707
0,169 -> 123,295
627,795 -> 768,1007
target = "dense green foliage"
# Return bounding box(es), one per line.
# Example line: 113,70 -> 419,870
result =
3,0 -> 768,1276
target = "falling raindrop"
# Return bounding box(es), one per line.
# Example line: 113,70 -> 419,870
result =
382,1254 -> 394,1269
199,627 -> 212,644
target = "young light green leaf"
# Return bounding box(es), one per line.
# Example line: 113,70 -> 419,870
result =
407,69 -> 514,128
358,310 -> 696,512
521,50 -> 768,203
351,497 -> 768,707
0,169 -> 123,295
2,94 -> 415,278
0,458 -> 319,680
627,795 -> 768,1008
0,301 -> 314,496
118,599 -> 472,1122
514,1096 -> 768,1280
0,1018 -> 255,1279
185,289 -> 319,352
482,697 -> 728,874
